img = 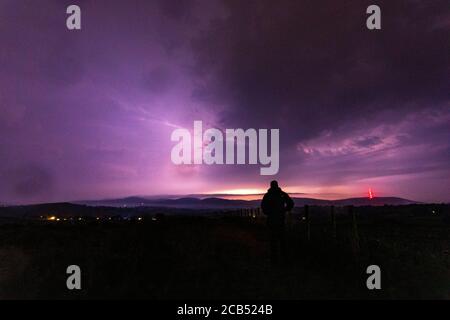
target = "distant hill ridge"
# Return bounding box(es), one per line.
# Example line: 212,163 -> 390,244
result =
0,196 -> 423,219
75,195 -> 418,208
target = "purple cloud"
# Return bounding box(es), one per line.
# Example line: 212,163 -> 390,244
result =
0,0 -> 448,204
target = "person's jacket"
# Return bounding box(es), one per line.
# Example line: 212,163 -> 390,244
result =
261,187 -> 294,225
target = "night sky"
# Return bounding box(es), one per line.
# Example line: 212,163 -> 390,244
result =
0,0 -> 449,204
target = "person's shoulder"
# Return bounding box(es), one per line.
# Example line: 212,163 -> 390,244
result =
280,190 -> 289,197
281,191 -> 293,200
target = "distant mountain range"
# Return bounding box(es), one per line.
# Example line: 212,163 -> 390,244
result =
75,195 -> 418,209
0,195 -> 423,219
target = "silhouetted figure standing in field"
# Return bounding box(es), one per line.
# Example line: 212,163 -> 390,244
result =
261,180 -> 294,264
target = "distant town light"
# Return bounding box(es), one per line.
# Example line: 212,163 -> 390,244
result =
48,216 -> 57,221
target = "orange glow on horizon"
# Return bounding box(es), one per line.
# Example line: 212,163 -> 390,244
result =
208,188 -> 265,196
205,188 -> 264,200
203,185 -> 371,201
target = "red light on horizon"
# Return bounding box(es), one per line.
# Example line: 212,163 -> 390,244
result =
368,188 -> 374,199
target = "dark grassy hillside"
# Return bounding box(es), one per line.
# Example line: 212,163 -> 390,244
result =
0,205 -> 448,299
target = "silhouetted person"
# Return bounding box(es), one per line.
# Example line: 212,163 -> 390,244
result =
261,180 -> 294,264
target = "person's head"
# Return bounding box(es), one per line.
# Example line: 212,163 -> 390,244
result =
270,180 -> 279,189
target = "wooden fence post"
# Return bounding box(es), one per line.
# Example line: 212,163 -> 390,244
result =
331,205 -> 336,239
350,205 -> 360,254
305,205 -> 310,241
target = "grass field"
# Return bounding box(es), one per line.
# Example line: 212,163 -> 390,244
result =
0,205 -> 449,299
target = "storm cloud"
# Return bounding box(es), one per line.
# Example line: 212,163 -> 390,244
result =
0,0 -> 448,203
